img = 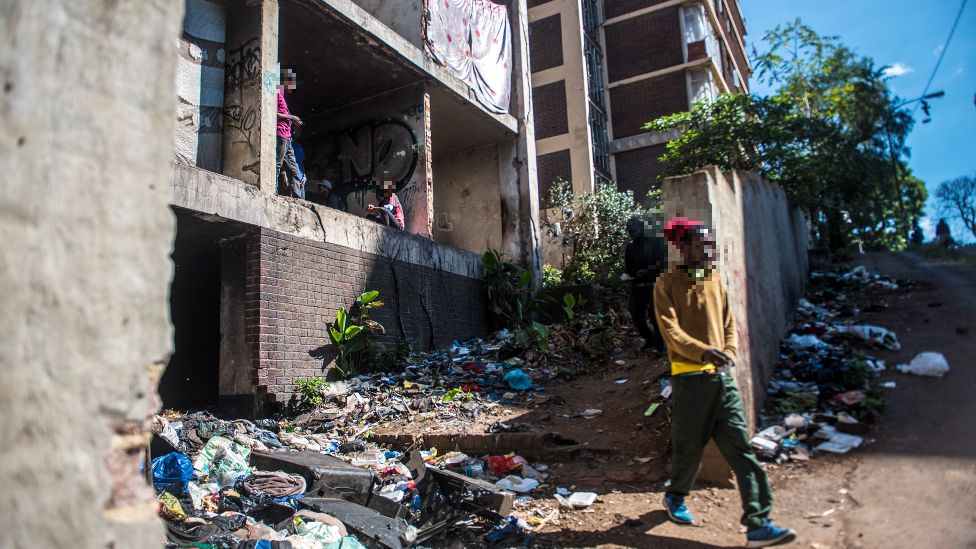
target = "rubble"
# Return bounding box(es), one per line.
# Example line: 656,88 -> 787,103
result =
754,266 -> 913,464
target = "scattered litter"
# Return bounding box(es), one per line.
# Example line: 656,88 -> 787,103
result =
577,408 -> 603,419
494,475 -> 540,493
896,352 -> 950,377
615,378 -> 628,384
644,402 -> 661,417
831,324 -> 901,350
554,491 -> 598,509
881,381 -> 896,388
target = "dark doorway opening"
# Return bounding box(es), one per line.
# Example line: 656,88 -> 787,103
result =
162,211 -> 223,410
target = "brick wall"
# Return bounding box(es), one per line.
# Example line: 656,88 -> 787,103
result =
527,0 -> 551,7
245,227 -> 489,411
529,14 -> 563,72
536,149 -> 572,207
604,7 -> 682,82
604,0 -> 674,19
532,81 -> 569,139
613,143 -> 668,204
609,71 -> 687,138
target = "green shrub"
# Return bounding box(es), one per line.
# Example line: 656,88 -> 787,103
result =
295,376 -> 327,408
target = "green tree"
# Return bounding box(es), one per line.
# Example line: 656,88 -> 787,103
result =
646,19 -> 924,251
935,175 -> 976,240
544,179 -> 643,285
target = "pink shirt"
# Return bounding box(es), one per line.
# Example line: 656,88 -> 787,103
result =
276,89 -> 292,139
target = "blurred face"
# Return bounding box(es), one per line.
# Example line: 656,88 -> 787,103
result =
678,231 -> 715,268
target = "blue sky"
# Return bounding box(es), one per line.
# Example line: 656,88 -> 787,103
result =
741,0 -> 976,242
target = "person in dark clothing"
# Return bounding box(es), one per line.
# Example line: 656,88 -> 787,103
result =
935,218 -> 954,247
624,216 -> 668,353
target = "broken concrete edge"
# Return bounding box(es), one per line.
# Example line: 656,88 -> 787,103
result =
171,163 -> 484,279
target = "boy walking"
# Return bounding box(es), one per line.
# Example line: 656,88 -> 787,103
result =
654,217 -> 795,548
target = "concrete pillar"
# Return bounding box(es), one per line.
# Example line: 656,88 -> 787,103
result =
222,0 -> 278,193
503,0 -> 543,279
0,0 -> 182,545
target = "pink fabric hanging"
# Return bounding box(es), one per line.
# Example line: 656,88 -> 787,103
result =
425,0 -> 512,114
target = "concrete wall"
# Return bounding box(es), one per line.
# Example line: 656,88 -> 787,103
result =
350,0 -> 423,48
300,84 -> 433,237
175,0 -> 226,172
661,168 -> 809,425
0,0 -> 182,546
432,144 -> 505,254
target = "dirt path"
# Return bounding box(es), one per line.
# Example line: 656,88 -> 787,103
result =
519,252 -> 976,548
832,252 -> 976,549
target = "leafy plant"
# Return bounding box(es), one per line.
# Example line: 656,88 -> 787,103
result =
373,338 -> 413,374
561,292 -> 586,320
514,321 -> 550,353
295,376 -> 327,408
327,291 -> 385,379
543,180 -> 643,285
542,264 -> 564,288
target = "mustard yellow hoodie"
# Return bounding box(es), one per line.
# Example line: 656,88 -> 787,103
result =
653,267 -> 737,375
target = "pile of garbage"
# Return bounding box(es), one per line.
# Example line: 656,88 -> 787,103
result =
153,407 -> 572,548
752,266 -> 909,463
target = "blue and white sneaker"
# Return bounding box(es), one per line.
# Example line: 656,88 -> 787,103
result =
662,494 -> 694,524
746,520 -> 796,547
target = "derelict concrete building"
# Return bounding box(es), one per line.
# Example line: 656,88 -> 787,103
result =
167,0 -> 541,416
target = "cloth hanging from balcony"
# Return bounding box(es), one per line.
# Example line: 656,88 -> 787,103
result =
425,0 -> 512,114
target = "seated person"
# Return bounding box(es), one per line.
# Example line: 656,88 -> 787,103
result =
366,180 -> 405,230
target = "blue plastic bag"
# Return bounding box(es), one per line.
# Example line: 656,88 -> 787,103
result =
503,369 -> 533,391
151,452 -> 194,491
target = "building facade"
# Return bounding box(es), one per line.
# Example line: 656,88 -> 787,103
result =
169,0 -> 541,416
528,0 -> 750,211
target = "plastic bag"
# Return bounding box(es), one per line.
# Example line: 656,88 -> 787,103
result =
896,352 -> 950,377
502,369 -> 533,391
151,452 -> 194,491
194,436 -> 252,488
832,324 -> 901,350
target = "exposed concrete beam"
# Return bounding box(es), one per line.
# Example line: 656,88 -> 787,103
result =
608,57 -> 711,89
171,164 -> 483,279
308,0 -> 518,135
610,129 -> 681,154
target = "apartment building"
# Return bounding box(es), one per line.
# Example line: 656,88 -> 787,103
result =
528,0 -> 750,209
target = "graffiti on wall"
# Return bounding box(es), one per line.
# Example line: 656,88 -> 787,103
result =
305,119 -> 420,205
223,37 -> 262,177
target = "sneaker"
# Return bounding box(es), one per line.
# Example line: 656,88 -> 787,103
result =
662,494 -> 693,525
746,520 -> 796,547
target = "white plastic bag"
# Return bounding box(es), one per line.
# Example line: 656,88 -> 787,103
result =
832,324 -> 901,350
896,352 -> 950,377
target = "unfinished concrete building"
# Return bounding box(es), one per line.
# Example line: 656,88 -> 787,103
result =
167,0 -> 541,417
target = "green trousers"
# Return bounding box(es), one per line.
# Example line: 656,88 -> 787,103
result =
668,372 -> 772,529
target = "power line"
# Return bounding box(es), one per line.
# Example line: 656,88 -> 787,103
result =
913,0 -> 969,116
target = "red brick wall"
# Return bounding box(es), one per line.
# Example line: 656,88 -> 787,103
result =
613,143 -> 668,205
529,14 -> 563,72
245,227 -> 489,411
604,0 -> 674,19
609,71 -> 688,139
532,81 -> 569,139
604,7 -> 682,83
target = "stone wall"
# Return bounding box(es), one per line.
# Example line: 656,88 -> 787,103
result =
661,168 -> 810,425
0,0 -> 182,546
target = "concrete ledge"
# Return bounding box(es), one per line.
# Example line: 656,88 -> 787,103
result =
171,164 -> 484,279
610,129 -> 681,154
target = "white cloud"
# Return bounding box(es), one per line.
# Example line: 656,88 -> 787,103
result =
933,44 -> 945,57
953,66 -> 964,76
882,62 -> 914,78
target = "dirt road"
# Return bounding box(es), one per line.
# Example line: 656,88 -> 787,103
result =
834,252 -> 976,548
524,252 -> 976,548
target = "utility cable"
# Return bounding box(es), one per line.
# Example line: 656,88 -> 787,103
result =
912,0 -> 969,116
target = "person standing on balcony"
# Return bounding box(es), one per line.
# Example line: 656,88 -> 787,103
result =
276,68 -> 305,199
654,217 -> 796,548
